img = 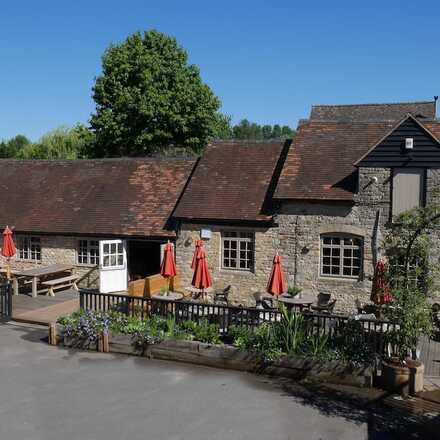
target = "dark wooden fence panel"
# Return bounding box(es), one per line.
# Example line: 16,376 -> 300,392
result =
0,282 -> 12,320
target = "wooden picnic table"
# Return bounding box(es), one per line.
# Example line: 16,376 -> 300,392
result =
13,264 -> 75,298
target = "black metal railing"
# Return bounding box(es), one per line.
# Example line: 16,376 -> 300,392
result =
0,282 -> 12,320
78,289 -> 397,356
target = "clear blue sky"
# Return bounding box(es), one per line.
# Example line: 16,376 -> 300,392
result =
1,0 -> 439,141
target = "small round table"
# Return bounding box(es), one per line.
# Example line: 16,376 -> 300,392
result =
278,294 -> 315,311
152,292 -> 184,301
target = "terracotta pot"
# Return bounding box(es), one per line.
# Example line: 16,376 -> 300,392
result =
381,358 -> 424,396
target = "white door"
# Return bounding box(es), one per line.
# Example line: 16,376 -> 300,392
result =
99,239 -> 128,293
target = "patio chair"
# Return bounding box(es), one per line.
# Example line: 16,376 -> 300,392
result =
355,298 -> 365,314
214,285 -> 231,305
311,292 -> 336,314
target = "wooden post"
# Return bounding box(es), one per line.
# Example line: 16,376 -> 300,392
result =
32,276 -> 38,298
103,333 -> 109,353
97,333 -> 109,353
12,277 -> 18,296
48,323 -> 57,346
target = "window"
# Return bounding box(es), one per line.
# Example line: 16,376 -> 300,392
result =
320,235 -> 362,278
222,231 -> 254,271
16,236 -> 41,262
77,240 -> 99,265
102,241 -> 124,268
392,168 -> 424,217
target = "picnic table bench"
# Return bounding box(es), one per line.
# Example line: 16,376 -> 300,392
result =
13,264 -> 76,297
41,274 -> 79,297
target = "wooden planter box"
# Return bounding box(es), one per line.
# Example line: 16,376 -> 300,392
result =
49,324 -> 373,388
128,273 -> 182,297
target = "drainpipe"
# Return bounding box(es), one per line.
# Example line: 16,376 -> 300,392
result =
293,215 -> 299,287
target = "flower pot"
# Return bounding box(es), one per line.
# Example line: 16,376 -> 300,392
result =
381,358 -> 424,396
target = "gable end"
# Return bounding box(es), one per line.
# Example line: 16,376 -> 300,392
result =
355,116 -> 440,168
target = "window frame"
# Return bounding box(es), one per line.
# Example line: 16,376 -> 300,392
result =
16,235 -> 42,262
101,240 -> 125,269
76,239 -> 100,266
221,231 -> 255,272
320,233 -> 363,279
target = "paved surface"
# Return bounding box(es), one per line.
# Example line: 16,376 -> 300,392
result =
0,322 -> 429,440
12,290 -> 79,324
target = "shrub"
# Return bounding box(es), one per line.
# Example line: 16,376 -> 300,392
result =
179,320 -> 222,345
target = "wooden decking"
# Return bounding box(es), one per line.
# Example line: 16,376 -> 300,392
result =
12,290 -> 79,325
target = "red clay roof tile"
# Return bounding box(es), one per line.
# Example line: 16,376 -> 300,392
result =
0,158 -> 195,237
173,141 -> 287,222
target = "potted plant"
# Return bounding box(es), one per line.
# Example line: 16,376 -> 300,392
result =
287,285 -> 302,298
382,285 -> 430,395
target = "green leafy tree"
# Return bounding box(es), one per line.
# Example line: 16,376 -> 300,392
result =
281,125 -> 295,138
212,113 -> 233,140
272,124 -> 282,138
0,135 -> 31,158
90,30 -> 221,157
5,125 -> 95,160
262,125 -> 272,139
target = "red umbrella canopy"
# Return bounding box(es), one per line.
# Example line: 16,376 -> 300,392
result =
1,226 -> 16,258
191,239 -> 203,270
160,242 -> 177,278
267,254 -> 286,296
191,246 -> 213,290
371,259 -> 392,305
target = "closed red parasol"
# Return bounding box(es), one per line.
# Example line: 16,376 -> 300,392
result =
2,226 -> 16,280
2,226 -> 16,258
191,245 -> 212,301
267,253 -> 286,296
191,239 -> 203,270
160,242 -> 177,278
160,242 -> 177,293
371,259 -> 392,305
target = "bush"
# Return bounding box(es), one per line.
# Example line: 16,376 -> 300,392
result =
179,320 -> 222,345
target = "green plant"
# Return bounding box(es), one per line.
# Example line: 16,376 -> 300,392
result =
385,287 -> 432,361
273,305 -> 306,356
229,325 -> 254,350
179,320 -> 222,345
304,332 -> 331,360
383,202 -> 439,361
287,286 -> 302,297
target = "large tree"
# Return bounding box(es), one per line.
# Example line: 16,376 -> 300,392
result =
90,30 -> 221,157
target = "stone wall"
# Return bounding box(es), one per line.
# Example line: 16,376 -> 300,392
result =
275,168 -> 392,312
176,168 -> 395,312
175,223 -> 279,306
0,235 -> 99,288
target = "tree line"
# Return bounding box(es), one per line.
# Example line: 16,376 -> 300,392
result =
1,30 -> 295,160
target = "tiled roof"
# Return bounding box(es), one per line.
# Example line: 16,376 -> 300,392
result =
275,119 -> 440,201
0,158 -> 195,237
173,141 -> 288,222
310,101 -> 436,122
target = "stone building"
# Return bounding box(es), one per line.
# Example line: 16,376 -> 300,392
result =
175,100 -> 440,310
1,100 -> 439,312
0,158 -> 196,292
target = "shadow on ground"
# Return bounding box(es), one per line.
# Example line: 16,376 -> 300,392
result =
260,376 -> 435,439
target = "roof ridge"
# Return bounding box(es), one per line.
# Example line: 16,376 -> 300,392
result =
312,101 -> 435,108
0,157 -> 196,163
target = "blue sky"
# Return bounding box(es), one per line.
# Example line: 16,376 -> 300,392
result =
0,0 -> 439,140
